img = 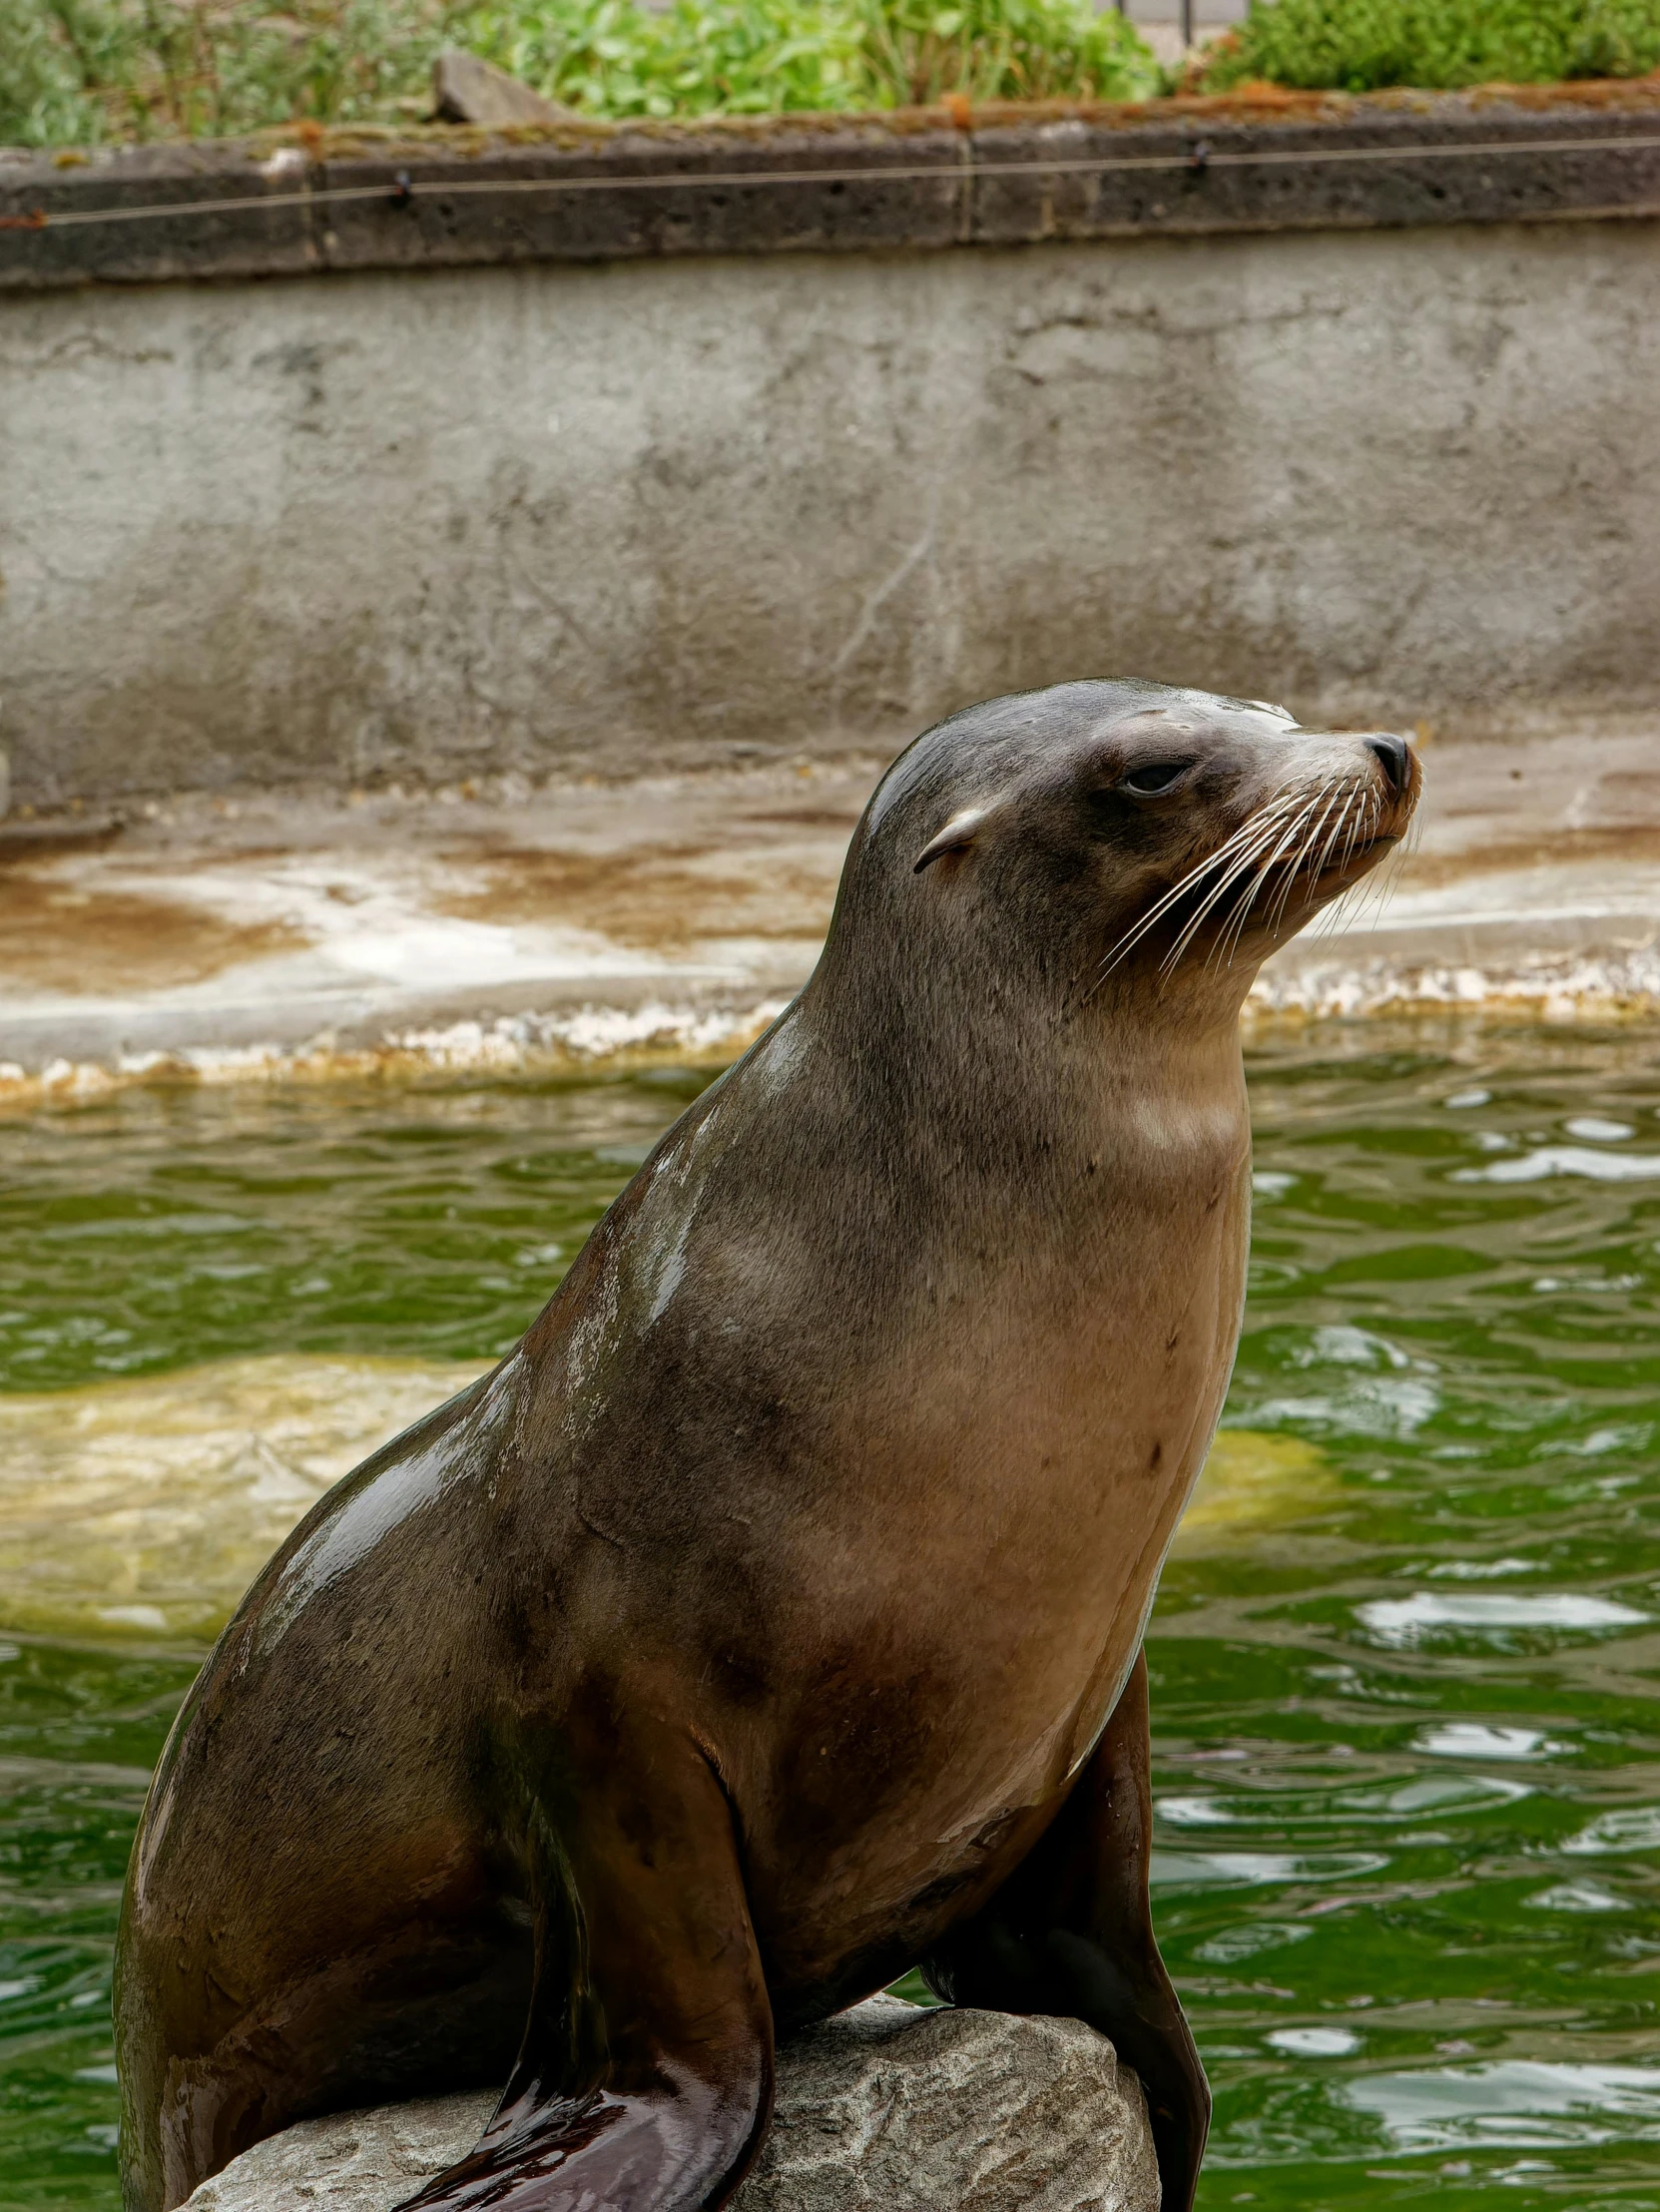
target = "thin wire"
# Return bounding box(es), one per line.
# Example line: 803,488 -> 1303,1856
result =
7,127 -> 1660,235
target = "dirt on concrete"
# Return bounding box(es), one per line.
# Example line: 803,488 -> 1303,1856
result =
2,725 -> 1658,1097
436,843 -> 842,949
0,869 -> 306,994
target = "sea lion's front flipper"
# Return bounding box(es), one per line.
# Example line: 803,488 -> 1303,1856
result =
920,1650 -> 1209,2212
396,1710 -> 774,2212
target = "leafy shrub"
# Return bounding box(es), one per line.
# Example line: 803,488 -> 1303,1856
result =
1201,0 -> 1660,92
849,0 -> 1159,106
455,0 -> 865,118
2,0 -> 452,144
0,0 -> 1158,145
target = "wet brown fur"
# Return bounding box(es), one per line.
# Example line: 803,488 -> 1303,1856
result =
116,680 -> 1419,2212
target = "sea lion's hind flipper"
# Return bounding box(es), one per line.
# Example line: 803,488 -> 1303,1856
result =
919,1650 -> 1209,2212
393,1712 -> 774,2212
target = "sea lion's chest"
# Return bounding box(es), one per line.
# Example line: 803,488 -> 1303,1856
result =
724,1131 -> 1251,1947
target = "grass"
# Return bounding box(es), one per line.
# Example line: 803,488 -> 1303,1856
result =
1199,0 -> 1660,91
0,0 -> 1160,146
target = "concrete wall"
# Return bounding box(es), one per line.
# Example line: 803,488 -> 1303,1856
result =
4,215 -> 1658,800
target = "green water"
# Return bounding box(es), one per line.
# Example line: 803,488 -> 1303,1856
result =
5,1022 -> 1660,2211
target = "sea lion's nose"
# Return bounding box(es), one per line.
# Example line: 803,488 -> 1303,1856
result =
1366,733 -> 1411,795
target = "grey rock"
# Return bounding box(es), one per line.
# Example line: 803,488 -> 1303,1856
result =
431,49 -> 576,127
181,1997 -> 1159,2212
182,2089 -> 498,2209
740,1999 -> 1160,2212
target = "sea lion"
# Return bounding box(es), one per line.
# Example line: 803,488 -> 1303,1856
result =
115,680 -> 1419,2212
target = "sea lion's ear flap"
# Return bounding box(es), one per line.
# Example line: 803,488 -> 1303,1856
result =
913,806 -> 991,873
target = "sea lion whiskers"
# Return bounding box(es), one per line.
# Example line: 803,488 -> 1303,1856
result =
1266,772 -> 1376,935
1311,786 -> 1409,942
1160,804 -> 1314,975
1181,774 -> 1352,977
1314,783 -> 1371,897
1096,786 -> 1302,982
1344,782 -> 1383,873
1206,778 -> 1342,962
1209,790 -> 1330,970
1210,763 -> 1397,970
1209,779 -> 1339,971
1259,779 -> 1345,935
1324,776 -> 1386,892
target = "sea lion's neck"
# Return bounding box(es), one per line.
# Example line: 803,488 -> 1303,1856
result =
789,957 -> 1251,1257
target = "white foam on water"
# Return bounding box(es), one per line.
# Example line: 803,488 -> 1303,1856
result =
1252,1171 -> 1296,1199
1150,1850 -> 1388,1891
1248,946 -> 1660,1023
1414,1723 -> 1561,1761
1357,1592 -> 1648,1646
1248,1375 -> 1439,1439
1424,1558 -> 1538,1580
1562,1807 -> 1660,1857
1345,2059 -> 1660,2151
1270,2026 -> 1362,2058
1454,1146 -> 1660,1185
1527,1883 -> 1624,1913
1155,1797 -> 1239,1829
1379,1773 -> 1531,1814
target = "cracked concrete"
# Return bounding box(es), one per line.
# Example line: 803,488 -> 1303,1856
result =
2,717 -> 1656,1100
5,224 -> 1659,806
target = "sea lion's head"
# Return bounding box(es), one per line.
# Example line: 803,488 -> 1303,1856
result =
847,678 -> 1420,1029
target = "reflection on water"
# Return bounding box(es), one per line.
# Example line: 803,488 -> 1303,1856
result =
1346,2057 -> 1660,2152
3,1021 -> 1660,2210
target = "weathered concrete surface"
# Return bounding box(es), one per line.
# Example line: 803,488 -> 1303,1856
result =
6,90 -> 1660,292
2,214 -> 1658,806
178,1998 -> 1160,2212
0,755 -> 872,1081
2,720 -> 1657,1095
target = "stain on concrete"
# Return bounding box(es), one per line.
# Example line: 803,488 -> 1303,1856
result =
436,843 -> 840,948
1405,822 -> 1660,888
3,731 -> 1659,1094
0,866 -> 307,993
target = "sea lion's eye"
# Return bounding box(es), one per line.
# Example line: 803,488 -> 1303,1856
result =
1121,761 -> 1194,798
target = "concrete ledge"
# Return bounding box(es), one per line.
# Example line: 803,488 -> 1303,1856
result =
6,81 -> 1660,291
4,726 -> 1659,1106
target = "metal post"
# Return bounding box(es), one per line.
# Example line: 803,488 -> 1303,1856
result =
1181,0 -> 1193,48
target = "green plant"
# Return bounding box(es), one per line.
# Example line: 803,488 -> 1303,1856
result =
0,0 -> 1159,145
1,0 -> 112,143
1201,0 -> 1660,93
0,0 -> 455,143
460,0 -> 1158,116
457,0 -> 866,118
851,0 -> 1159,106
